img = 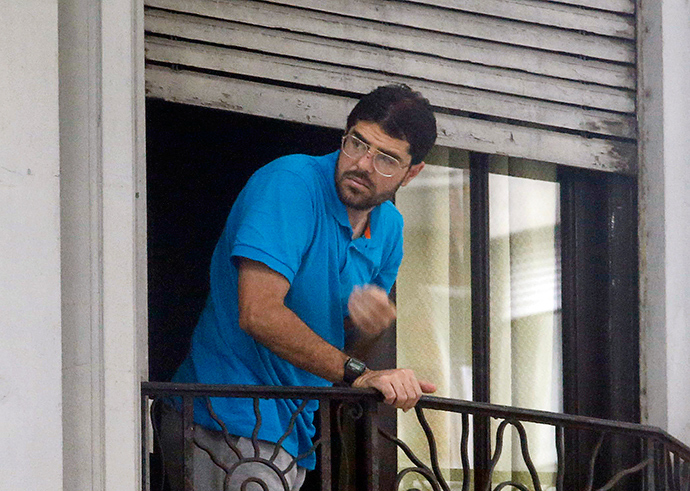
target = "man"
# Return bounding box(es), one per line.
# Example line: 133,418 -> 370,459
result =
158,84 -> 438,490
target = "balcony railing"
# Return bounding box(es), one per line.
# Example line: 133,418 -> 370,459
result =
141,382 -> 690,491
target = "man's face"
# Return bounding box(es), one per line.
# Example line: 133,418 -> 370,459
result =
335,121 -> 424,212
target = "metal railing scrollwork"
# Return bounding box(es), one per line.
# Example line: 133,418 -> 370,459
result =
141,383 -> 690,491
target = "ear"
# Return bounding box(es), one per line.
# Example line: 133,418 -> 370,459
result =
401,161 -> 425,187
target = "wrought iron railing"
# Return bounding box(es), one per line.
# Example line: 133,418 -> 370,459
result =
141,382 -> 690,491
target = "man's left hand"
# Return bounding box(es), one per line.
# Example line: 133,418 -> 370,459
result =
347,285 -> 396,338
352,368 -> 436,411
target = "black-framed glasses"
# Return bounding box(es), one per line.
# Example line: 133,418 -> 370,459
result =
341,134 -> 407,177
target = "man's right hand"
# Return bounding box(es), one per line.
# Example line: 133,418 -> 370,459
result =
352,368 -> 436,412
347,285 -> 396,339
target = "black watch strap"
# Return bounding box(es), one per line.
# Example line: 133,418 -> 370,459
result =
343,357 -> 367,385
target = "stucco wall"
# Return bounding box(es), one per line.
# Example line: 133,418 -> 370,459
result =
0,1 -> 63,489
1,1 -> 146,489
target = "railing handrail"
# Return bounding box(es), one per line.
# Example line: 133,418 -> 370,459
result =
141,381 -> 690,460
142,380 -> 381,400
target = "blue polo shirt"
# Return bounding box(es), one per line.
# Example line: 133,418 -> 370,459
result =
172,151 -> 404,469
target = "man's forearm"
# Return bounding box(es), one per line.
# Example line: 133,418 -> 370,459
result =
240,301 -> 349,383
238,258 -> 435,409
238,258 -> 349,384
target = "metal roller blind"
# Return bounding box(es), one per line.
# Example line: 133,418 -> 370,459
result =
144,0 -> 636,173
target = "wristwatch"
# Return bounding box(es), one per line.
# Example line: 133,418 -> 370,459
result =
343,357 -> 367,385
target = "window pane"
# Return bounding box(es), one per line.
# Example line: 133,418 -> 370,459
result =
489,156 -> 562,488
396,146 -> 471,488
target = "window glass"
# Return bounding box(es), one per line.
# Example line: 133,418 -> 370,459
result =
395,151 -> 562,489
396,146 -> 471,487
488,155 -> 562,488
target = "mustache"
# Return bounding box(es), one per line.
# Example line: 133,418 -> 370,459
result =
341,170 -> 373,189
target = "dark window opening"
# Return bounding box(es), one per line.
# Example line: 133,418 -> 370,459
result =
146,99 -> 341,383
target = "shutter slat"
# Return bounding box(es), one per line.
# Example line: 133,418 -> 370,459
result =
145,35 -> 635,139
538,0 -> 635,15
145,65 -> 636,173
145,12 -> 635,114
410,0 -> 634,38
260,0 -> 635,62
146,0 -> 635,63
145,3 -> 634,88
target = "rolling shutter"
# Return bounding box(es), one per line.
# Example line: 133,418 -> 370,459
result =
144,0 -> 636,173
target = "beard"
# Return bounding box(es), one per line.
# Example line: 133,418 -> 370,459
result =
335,169 -> 402,211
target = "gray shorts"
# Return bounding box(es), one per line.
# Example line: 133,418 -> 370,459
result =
156,401 -> 307,491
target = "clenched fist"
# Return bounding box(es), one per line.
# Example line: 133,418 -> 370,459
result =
347,284 -> 396,338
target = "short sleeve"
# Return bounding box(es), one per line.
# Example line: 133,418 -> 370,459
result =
231,166 -> 316,284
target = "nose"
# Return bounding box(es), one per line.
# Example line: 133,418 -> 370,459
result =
355,149 -> 376,173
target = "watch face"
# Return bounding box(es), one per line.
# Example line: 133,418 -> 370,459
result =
344,357 -> 367,385
349,358 -> 366,374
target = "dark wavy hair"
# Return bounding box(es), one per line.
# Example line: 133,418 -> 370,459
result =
346,84 -> 437,166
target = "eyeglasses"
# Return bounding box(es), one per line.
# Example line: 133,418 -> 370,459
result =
341,134 -> 407,177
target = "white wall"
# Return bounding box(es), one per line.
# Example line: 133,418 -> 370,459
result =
639,0 -> 690,444
0,1 -> 63,489
0,1 -> 146,490
660,0 -> 690,444
59,0 -> 148,490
